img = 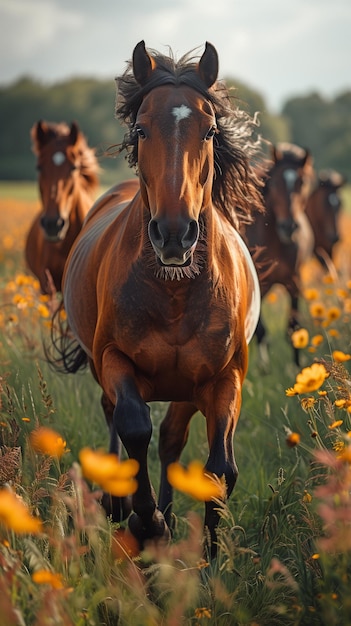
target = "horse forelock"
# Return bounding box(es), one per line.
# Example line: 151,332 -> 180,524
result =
115,46 -> 265,229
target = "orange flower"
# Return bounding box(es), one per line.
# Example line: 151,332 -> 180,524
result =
332,350 -> 351,363
167,461 -> 225,501
288,363 -> 329,395
79,448 -> 139,496
32,570 -> 64,589
286,432 -> 301,447
309,302 -> 326,319
30,427 -> 66,458
328,420 -> 343,429
311,334 -> 324,347
303,288 -> 319,301
326,306 -> 341,323
291,328 -> 309,349
0,489 -> 42,534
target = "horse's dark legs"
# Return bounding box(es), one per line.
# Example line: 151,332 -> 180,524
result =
255,314 -> 270,367
204,417 -> 238,558
100,392 -> 132,521
111,377 -> 169,547
287,294 -> 300,366
158,401 -> 197,528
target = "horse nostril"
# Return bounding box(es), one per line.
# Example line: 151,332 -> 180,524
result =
148,219 -> 167,248
181,219 -> 199,248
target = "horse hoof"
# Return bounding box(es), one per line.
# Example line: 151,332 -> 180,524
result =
128,510 -> 171,548
101,493 -> 132,522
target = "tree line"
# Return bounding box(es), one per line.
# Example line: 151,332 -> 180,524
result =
1,75 -> 350,185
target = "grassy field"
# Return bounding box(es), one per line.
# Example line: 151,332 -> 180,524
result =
0,182 -> 351,625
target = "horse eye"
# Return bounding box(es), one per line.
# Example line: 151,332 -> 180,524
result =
135,125 -> 146,140
204,125 -> 217,141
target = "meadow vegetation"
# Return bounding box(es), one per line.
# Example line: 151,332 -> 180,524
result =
0,184 -> 351,625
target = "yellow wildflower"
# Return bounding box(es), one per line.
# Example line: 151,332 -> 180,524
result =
32,570 -> 64,589
37,304 -> 50,318
266,292 -> 277,303
286,432 -> 301,447
326,306 -> 341,323
334,399 -> 346,408
303,288 -> 319,300
300,396 -> 316,411
0,489 -> 42,534
291,328 -> 309,349
195,607 -> 212,619
285,387 -> 299,397
293,363 -> 328,394
322,274 -> 334,284
311,334 -> 324,347
79,448 -> 139,496
302,491 -> 312,503
328,420 -> 343,429
339,446 -> 351,463
328,328 -> 340,338
30,427 -> 66,458
332,350 -> 351,363
309,302 -> 326,319
167,461 -> 225,501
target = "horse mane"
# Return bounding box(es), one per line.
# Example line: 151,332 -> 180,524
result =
31,121 -> 100,193
115,46 -> 265,228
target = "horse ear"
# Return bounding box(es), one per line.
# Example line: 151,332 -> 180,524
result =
69,121 -> 79,145
272,145 -> 281,163
302,148 -> 312,167
35,120 -> 50,147
197,42 -> 219,88
132,40 -> 156,86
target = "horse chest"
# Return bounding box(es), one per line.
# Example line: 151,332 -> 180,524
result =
114,274 -> 233,374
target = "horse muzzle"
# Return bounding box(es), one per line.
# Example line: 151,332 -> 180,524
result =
40,215 -> 68,242
276,218 -> 298,244
148,217 -> 199,266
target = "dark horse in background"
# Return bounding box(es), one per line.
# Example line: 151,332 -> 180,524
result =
25,120 -> 99,295
305,168 -> 346,268
53,41 -> 265,556
244,142 -> 314,366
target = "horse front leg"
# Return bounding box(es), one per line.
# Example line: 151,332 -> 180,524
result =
100,350 -> 169,548
100,391 -> 133,522
200,367 -> 244,558
158,401 -> 197,528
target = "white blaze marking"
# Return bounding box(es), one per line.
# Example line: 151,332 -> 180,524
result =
171,105 -> 192,193
283,168 -> 298,192
52,151 -> 65,166
172,104 -> 192,123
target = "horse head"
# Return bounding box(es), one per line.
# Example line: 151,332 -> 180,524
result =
127,41 -> 219,268
306,168 -> 346,263
33,120 -> 83,242
266,142 -> 312,244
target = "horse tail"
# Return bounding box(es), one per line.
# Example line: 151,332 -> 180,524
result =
45,301 -> 88,374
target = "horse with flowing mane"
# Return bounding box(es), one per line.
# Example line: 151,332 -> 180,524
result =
25,120 -> 99,294
305,168 -> 346,268
244,142 -> 315,365
52,41 -> 265,556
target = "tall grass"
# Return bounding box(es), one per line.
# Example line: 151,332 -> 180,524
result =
1,193 -> 351,624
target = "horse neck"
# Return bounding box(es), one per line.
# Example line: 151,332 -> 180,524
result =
70,176 -> 97,225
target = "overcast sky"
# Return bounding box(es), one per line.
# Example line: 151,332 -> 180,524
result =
1,0 -> 350,112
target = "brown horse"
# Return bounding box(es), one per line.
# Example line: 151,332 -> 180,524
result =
305,168 -> 346,267
25,120 -> 99,294
244,142 -> 314,365
54,41 -> 265,556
